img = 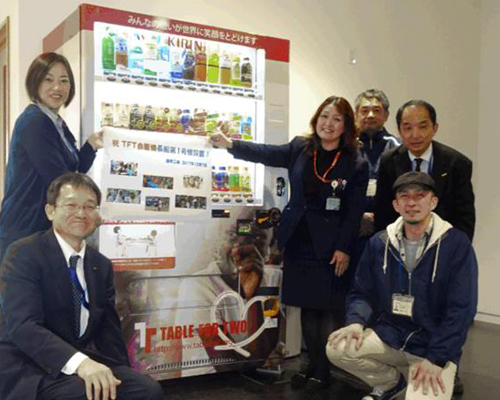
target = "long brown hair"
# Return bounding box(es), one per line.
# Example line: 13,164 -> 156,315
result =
305,96 -> 360,156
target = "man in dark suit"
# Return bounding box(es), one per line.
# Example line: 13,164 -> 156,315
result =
374,99 -> 475,241
0,173 -> 164,400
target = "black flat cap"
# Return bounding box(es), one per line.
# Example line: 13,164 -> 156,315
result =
393,171 -> 436,194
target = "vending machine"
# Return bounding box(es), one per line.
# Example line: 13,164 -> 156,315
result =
43,4 -> 299,381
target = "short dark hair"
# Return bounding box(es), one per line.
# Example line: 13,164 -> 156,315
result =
354,88 -> 390,112
396,100 -> 437,129
306,96 -> 360,156
47,173 -> 102,206
25,52 -> 75,107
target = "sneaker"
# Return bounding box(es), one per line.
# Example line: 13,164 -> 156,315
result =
362,375 -> 407,400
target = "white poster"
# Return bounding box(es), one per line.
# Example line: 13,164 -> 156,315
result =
100,127 -> 211,219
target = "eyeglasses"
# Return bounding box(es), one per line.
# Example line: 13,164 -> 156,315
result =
56,203 -> 100,214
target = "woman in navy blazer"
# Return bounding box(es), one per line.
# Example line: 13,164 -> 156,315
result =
210,96 -> 368,390
0,53 -> 102,261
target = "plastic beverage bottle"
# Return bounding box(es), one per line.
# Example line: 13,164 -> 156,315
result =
101,103 -> 114,126
218,167 -> 229,191
143,35 -> 158,76
180,109 -> 192,133
143,105 -> 156,131
193,108 -> 207,135
228,113 -> 242,139
102,27 -> 116,71
115,32 -> 128,70
170,47 -> 183,79
115,104 -> 129,128
128,34 -> 144,75
194,47 -> 207,81
240,167 -> 252,192
182,49 -> 195,80
156,107 -> 170,132
241,116 -> 253,140
129,104 -> 143,129
205,113 -> 219,136
230,54 -> 241,86
229,166 -> 241,191
207,47 -> 219,83
220,52 -> 231,85
241,57 -> 252,87
212,166 -> 218,191
157,37 -> 171,78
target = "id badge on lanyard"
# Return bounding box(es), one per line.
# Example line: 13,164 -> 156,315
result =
392,293 -> 415,317
326,197 -> 341,211
366,178 -> 377,197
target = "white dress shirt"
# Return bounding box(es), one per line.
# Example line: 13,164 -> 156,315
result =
53,230 -> 90,374
408,143 -> 433,174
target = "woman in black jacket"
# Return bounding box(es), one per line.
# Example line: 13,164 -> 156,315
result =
0,53 -> 102,262
210,96 -> 368,389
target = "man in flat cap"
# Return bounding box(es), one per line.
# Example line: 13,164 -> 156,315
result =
326,172 -> 477,400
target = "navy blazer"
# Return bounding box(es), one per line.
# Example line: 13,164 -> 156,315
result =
0,229 -> 128,400
0,104 -> 96,246
229,137 -> 369,259
373,141 -> 475,240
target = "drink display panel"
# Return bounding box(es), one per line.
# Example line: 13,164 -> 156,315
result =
94,22 -> 266,207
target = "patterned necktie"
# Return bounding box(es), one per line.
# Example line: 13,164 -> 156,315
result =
415,158 -> 423,172
69,255 -> 82,337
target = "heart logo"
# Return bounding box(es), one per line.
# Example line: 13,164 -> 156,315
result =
210,290 -> 278,357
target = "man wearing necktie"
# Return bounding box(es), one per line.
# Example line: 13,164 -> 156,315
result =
0,173 -> 164,400
374,100 -> 475,242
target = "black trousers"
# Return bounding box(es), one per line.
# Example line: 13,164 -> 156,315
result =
300,308 -> 344,381
38,365 -> 164,400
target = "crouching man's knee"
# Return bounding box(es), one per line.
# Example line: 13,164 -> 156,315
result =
325,323 -> 365,367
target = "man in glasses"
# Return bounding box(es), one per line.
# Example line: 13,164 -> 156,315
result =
0,172 -> 163,400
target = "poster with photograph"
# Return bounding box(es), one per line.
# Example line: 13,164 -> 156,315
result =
99,127 -> 211,219
99,221 -> 176,271
112,209 -> 286,379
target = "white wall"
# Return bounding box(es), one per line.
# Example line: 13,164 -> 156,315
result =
6,0 -> 496,318
476,0 -> 500,324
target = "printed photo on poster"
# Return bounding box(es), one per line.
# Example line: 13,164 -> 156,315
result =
100,127 -> 211,218
182,175 -> 203,189
99,221 -> 176,270
106,188 -> 142,204
143,174 -> 174,189
175,195 -> 206,209
110,160 -> 138,176
145,196 -> 170,212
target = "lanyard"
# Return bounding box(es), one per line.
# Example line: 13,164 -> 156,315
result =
313,150 -> 342,183
69,267 -> 90,310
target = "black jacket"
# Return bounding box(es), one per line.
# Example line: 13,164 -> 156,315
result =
229,137 -> 368,258
0,104 -> 96,247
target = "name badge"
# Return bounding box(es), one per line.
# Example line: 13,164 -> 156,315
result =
392,294 -> 414,317
366,178 -> 377,197
326,197 -> 341,211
